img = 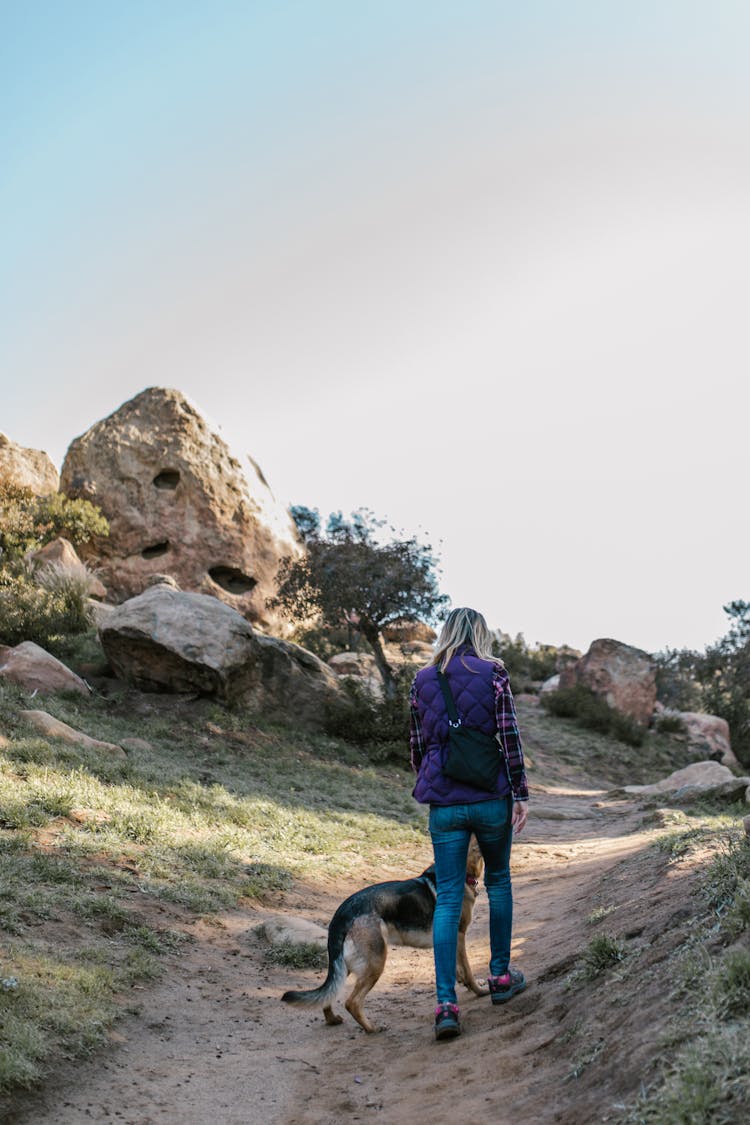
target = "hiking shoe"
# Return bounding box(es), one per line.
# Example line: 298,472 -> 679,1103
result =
434,1002 -> 461,1040
488,969 -> 526,1004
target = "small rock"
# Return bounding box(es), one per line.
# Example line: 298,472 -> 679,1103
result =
257,916 -> 328,948
20,710 -> 125,756
69,807 -> 111,825
743,815 -> 750,837
0,642 -> 90,697
119,737 -> 154,753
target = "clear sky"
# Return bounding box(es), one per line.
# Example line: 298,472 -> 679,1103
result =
2,2 -> 748,654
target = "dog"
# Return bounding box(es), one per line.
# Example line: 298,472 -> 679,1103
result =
281,838 -> 486,1032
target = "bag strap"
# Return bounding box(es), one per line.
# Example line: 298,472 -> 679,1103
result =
436,669 -> 462,728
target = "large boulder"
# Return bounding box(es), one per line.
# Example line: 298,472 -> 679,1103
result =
679,712 -> 738,769
328,651 -> 383,697
60,388 -> 301,632
623,761 -> 750,804
0,642 -> 90,696
98,585 -> 339,727
559,638 -> 656,726
0,432 -> 59,494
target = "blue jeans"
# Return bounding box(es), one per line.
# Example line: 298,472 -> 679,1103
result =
429,797 -> 514,1005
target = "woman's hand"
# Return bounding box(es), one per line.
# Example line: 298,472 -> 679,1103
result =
511,801 -> 528,836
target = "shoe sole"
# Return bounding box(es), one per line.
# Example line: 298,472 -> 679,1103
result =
490,981 -> 527,1005
435,1024 -> 460,1041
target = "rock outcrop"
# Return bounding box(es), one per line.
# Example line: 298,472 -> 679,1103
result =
60,387 -> 301,632
0,432 -> 59,494
98,585 -> 339,727
559,638 -> 656,726
0,642 -> 90,696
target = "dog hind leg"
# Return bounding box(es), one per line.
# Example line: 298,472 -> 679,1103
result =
343,917 -> 388,1033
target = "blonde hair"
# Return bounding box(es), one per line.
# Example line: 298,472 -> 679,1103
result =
431,607 -> 501,672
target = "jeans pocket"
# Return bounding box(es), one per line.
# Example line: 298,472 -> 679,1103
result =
429,803 -> 462,835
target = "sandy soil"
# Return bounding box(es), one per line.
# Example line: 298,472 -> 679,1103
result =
5,769 -> 688,1125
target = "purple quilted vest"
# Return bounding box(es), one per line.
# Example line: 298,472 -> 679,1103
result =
412,646 -> 511,806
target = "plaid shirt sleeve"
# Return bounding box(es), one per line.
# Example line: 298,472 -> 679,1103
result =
493,665 -> 529,802
409,678 -> 425,773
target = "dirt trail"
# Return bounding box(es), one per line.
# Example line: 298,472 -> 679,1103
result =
7,781 -> 659,1125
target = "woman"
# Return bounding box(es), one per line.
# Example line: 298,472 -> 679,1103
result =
410,607 -> 529,1041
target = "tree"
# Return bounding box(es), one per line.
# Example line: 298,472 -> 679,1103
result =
271,509 -> 448,697
654,600 -> 750,766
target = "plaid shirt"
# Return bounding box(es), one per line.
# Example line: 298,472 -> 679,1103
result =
409,665 -> 529,802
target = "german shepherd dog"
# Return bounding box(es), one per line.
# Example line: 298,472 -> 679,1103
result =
281,838 -> 486,1032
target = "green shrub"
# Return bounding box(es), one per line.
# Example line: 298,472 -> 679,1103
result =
0,482 -> 108,563
541,685 -> 646,746
0,567 -> 92,649
654,712 -> 689,736
263,940 -> 327,969
491,632 -> 569,689
714,950 -> 750,1018
323,674 -> 410,763
580,933 -> 626,979
704,834 -> 750,937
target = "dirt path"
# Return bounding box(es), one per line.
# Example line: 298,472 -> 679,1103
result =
7,781 -> 659,1125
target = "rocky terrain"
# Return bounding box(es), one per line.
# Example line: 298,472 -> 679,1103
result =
1,391 -> 749,1122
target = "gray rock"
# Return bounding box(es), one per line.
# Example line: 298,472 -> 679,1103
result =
0,642 -> 90,697
99,584 -> 340,727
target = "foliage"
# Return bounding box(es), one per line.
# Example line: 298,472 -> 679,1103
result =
653,602 -> 750,767
491,632 -> 577,690
0,565 -> 93,650
0,483 -> 107,649
653,711 -> 688,736
0,677 -> 427,1105
272,508 -> 448,696
625,825 -> 750,1123
579,933 -> 626,979
262,939 -> 327,970
0,482 -> 109,563
323,670 -> 412,763
540,684 -> 646,746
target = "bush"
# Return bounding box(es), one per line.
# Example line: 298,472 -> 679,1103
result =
324,673 -> 411,763
491,632 -> 567,689
541,684 -> 646,746
654,712 -> 689,736
0,566 -> 93,650
0,482 -> 108,563
714,949 -> 750,1019
580,933 -> 626,979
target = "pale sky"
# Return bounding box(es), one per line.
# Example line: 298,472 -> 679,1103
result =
2,1 -> 748,654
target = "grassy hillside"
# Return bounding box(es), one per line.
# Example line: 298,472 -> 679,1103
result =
0,659 -> 748,1119
0,673 -> 424,1100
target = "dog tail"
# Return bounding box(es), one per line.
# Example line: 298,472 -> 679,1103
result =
281,924 -> 347,1008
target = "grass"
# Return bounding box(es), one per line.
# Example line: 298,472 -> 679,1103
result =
0,673 -> 427,1101
0,652 -> 744,1113
263,940 -> 327,970
579,933 -> 626,979
621,827 -> 750,1123
519,701 -> 697,788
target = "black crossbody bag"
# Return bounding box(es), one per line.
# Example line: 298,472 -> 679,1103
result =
436,669 -> 500,792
